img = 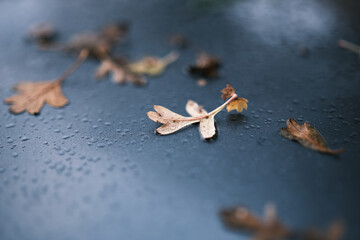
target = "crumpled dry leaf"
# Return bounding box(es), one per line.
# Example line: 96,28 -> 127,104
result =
281,118 -> 344,154
188,51 -> 221,78
95,57 -> 146,85
27,23 -> 58,48
221,204 -> 291,240
222,84 -> 248,113
305,221 -> 344,240
221,84 -> 235,100
128,51 -> 179,76
4,80 -> 68,115
147,84 -> 247,139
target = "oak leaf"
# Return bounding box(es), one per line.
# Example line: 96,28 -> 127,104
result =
95,57 -> 146,85
147,84 -> 247,139
4,80 -> 68,115
188,51 -> 221,78
4,49 -> 88,115
128,51 -> 179,76
281,118 -> 344,154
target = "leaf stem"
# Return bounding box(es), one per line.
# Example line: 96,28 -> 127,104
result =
179,93 -> 238,121
56,49 -> 89,84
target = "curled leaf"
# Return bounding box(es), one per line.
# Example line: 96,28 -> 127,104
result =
4,80 -> 68,115
128,51 -> 179,76
221,204 -> 291,240
281,118 -> 344,154
95,57 -> 146,85
188,51 -> 221,78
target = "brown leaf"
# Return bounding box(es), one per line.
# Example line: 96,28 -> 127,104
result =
226,98 -> 248,113
221,204 -> 291,240
281,118 -> 344,154
95,57 -> 146,85
128,51 -> 179,76
65,32 -> 110,59
27,23 -> 58,48
4,80 -> 68,115
304,221 -> 344,240
221,84 -> 235,100
188,51 -> 221,78
98,21 -> 129,44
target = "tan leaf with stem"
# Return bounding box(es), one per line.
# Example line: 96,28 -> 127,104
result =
4,49 -> 88,115
147,84 -> 247,139
95,57 -> 146,85
281,118 -> 344,154
128,51 -> 179,76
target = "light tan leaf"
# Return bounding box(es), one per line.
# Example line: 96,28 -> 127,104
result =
186,100 -> 207,117
147,84 -> 248,140
128,51 -> 179,76
281,118 -> 344,154
95,58 -> 146,85
226,98 -> 248,113
146,105 -> 198,135
4,80 -> 68,115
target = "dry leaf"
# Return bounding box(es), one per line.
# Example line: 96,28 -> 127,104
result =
65,32 -> 110,59
221,204 -> 291,240
98,21 -> 129,44
147,84 -> 247,139
128,51 -> 179,76
222,84 -> 248,113
227,98 -> 248,113
27,23 -> 58,48
65,22 -> 129,59
95,57 -> 146,85
4,49 -> 88,115
188,51 -> 221,78
305,221 -> 344,240
281,118 -> 344,154
338,39 -> 360,55
221,84 -> 235,100
4,80 -> 68,115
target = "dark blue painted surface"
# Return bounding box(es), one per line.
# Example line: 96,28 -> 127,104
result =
0,0 -> 359,239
